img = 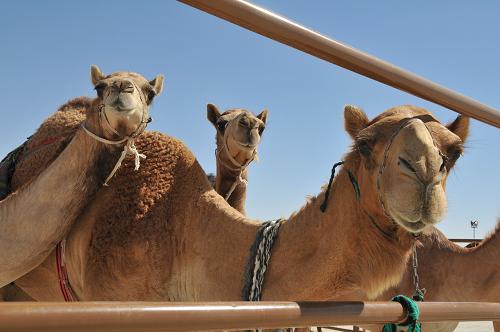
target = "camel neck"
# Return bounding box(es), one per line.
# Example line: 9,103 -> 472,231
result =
191,162 -> 414,302
0,126 -> 107,286
215,153 -> 249,213
257,167 -> 414,300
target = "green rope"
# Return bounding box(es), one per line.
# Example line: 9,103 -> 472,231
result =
383,295 -> 421,332
347,169 -> 360,200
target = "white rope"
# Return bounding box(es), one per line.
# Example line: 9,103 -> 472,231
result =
224,173 -> 248,201
81,123 -> 146,186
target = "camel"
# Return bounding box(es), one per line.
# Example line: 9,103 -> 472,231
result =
0,65 -> 164,288
375,222 -> 500,332
9,105 -> 468,309
206,103 -> 268,214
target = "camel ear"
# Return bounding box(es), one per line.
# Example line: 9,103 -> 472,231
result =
446,115 -> 469,143
149,74 -> 164,96
344,105 -> 369,140
91,65 -> 105,86
207,104 -> 222,127
257,109 -> 268,124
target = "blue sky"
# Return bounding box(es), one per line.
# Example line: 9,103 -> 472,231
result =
0,1 -> 498,238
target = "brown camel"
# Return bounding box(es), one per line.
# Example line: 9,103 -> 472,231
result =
10,105 -> 468,307
207,103 -> 268,214
0,65 -> 164,288
375,222 -> 500,332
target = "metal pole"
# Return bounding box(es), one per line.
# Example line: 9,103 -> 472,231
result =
178,0 -> 500,128
0,301 -> 499,332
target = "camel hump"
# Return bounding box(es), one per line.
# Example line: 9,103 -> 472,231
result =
11,98 -> 93,190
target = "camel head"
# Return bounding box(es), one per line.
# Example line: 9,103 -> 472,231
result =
90,65 -> 164,139
207,104 -> 268,168
344,105 -> 469,233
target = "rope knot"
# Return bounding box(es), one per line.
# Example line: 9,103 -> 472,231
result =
103,137 -> 145,186
80,124 -> 146,186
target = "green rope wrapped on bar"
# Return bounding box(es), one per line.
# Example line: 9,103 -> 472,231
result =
383,295 -> 421,332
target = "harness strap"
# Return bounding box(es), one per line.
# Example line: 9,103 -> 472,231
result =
243,219 -> 294,332
55,240 -> 78,302
243,219 -> 284,301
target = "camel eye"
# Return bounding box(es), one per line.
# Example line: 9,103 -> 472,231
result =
239,118 -> 248,126
217,120 -> 227,132
147,90 -> 156,104
258,125 -> 265,135
439,155 -> 447,172
94,83 -> 107,98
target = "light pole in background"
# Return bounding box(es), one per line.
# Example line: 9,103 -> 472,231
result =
470,220 -> 479,242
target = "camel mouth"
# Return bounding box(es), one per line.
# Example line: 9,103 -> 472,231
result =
105,104 -> 139,114
236,141 -> 258,150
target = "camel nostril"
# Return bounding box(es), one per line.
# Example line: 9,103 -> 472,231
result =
398,157 -> 416,173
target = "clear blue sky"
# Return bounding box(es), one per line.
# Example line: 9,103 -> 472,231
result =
1,1 -> 498,238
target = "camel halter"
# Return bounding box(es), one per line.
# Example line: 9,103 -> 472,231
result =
216,114 -> 258,201
376,117 -> 444,225
81,82 -> 151,186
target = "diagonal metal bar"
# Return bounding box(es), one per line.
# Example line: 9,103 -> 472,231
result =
179,0 -> 500,128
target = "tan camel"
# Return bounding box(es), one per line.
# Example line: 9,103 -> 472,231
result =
0,65 -> 164,288
376,222 -> 500,332
206,103 -> 268,214
10,105 -> 468,307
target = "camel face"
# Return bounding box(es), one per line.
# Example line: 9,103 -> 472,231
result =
90,65 -> 164,138
207,104 -> 268,166
345,105 -> 469,233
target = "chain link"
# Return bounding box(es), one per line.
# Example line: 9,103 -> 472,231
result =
411,244 -> 426,301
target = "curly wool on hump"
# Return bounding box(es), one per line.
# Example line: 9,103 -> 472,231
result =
12,97 -> 90,189
12,97 -> 212,227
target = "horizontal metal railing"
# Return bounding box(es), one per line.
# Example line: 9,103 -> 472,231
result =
179,0 -> 500,128
0,301 -> 499,331
449,238 -> 483,243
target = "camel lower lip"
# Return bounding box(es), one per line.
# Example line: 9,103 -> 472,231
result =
399,219 -> 426,233
236,142 -> 256,150
104,105 -> 136,113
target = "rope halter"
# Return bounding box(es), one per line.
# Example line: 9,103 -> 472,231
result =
82,84 -> 151,186
376,117 -> 444,231
216,113 -> 259,200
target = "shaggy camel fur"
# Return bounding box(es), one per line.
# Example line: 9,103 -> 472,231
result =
11,105 -> 468,305
376,222 -> 500,332
0,65 -> 163,287
207,103 -> 268,213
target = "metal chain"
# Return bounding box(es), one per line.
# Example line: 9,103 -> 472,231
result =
411,244 -> 426,301
411,245 -> 420,291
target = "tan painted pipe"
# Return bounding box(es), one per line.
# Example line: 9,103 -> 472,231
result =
179,0 -> 500,128
0,301 -> 499,331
